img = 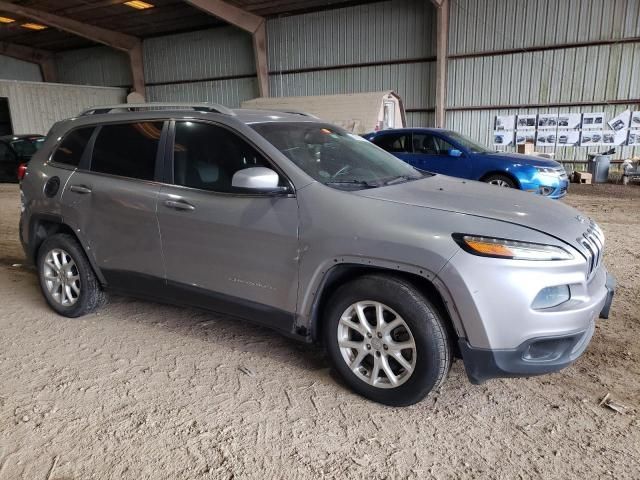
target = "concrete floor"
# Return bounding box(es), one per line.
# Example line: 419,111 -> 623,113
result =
0,183 -> 638,479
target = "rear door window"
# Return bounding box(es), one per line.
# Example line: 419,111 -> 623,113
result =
90,122 -> 163,181
52,127 -> 94,166
372,133 -> 411,153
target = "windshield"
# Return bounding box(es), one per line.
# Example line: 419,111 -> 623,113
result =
444,131 -> 491,153
251,122 -> 425,189
11,137 -> 44,158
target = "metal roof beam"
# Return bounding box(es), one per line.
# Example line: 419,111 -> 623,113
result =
0,1 -> 145,96
185,0 -> 269,96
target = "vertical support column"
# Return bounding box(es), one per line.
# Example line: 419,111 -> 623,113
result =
40,58 -> 57,83
128,42 -> 146,99
253,20 -> 269,97
434,0 -> 449,128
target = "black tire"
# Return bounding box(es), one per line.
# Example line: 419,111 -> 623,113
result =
323,275 -> 451,406
37,233 -> 107,317
483,173 -> 517,188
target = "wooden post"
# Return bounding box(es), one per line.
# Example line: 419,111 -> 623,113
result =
185,0 -> 269,97
128,42 -> 146,98
432,0 -> 449,128
253,21 -> 269,97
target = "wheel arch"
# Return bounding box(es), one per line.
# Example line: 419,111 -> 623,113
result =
479,170 -> 521,189
28,215 -> 106,285
306,263 -> 461,355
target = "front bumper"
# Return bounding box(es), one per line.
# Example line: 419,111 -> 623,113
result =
458,272 -> 615,384
520,173 -> 569,199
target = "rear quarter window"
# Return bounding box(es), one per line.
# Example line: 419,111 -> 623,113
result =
51,127 -> 95,166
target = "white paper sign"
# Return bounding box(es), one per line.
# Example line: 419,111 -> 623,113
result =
555,130 -> 580,146
536,131 -> 557,146
582,112 -> 605,129
495,115 -> 515,131
516,114 -> 537,130
630,112 -> 640,129
608,109 -> 631,131
557,113 -> 582,129
516,132 -> 536,144
538,114 -> 558,129
628,130 -> 640,146
580,131 -> 604,146
602,130 -> 628,146
493,131 -> 514,146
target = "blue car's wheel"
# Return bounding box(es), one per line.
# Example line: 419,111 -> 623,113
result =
484,174 -> 516,188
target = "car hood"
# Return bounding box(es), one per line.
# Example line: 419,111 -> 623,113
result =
477,152 -> 563,168
354,175 -> 587,246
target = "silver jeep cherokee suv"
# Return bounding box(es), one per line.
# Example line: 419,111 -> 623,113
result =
20,103 -> 615,406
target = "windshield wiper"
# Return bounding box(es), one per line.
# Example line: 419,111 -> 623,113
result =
324,179 -> 379,188
381,175 -> 424,186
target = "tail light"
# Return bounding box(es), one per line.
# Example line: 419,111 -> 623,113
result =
17,163 -> 27,181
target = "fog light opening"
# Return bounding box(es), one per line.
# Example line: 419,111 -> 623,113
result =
538,186 -> 555,196
532,285 -> 570,310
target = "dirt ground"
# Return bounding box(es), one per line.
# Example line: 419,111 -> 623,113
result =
0,182 -> 638,479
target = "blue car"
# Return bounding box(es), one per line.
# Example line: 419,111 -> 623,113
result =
363,128 -> 569,199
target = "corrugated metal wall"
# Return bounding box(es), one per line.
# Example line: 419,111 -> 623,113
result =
53,0 -> 436,125
267,0 -> 436,127
55,47 -> 131,87
0,55 -> 42,82
447,0 -> 640,160
0,80 -> 126,134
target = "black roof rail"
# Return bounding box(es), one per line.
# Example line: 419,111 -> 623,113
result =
79,102 -> 235,116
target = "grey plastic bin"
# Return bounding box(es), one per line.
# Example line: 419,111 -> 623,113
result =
587,153 -> 611,183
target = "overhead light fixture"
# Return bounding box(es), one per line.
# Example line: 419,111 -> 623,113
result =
21,23 -> 48,30
124,1 -> 154,9
0,16 -> 15,24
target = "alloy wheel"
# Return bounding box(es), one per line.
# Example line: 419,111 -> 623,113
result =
337,301 -> 417,388
488,179 -> 511,187
42,248 -> 81,306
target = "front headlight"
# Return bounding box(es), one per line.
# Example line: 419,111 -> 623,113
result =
535,166 -> 561,175
453,234 -> 573,261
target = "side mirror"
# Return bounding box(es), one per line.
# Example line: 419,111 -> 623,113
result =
448,149 -> 463,157
231,167 -> 289,193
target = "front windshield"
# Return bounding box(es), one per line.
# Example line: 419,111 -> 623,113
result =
251,122 -> 425,189
444,131 -> 491,153
11,137 -> 44,158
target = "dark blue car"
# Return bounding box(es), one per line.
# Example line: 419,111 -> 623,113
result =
364,128 -> 569,199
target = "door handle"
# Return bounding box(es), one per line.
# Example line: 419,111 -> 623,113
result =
164,199 -> 195,211
69,185 -> 92,194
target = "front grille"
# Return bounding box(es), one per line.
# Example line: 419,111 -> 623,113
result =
580,221 -> 605,278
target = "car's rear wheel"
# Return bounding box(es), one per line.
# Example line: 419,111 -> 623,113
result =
483,174 -> 516,188
324,275 -> 451,406
37,233 -> 107,317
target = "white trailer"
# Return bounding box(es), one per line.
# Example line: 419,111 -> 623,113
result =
241,91 -> 406,134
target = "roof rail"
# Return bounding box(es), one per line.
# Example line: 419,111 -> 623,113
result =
278,110 -> 320,119
79,102 -> 235,116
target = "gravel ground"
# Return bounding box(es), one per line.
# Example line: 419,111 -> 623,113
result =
0,183 -> 638,479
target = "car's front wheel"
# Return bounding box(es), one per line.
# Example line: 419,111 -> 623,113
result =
37,233 -> 107,317
324,275 -> 451,406
483,174 -> 516,188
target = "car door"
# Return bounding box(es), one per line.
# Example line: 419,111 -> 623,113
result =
156,120 -> 299,330
411,132 -> 471,178
60,121 -> 167,292
371,132 -> 414,165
